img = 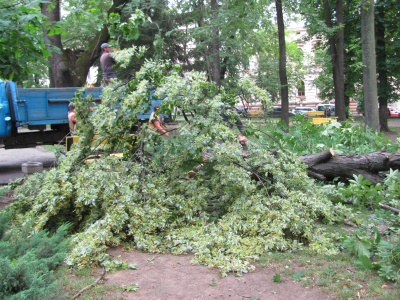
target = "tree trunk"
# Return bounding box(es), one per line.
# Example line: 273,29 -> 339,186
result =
335,0 -> 346,121
323,0 -> 346,121
361,0 -> 379,132
41,1 -> 72,87
275,0 -> 289,126
210,0 -> 221,87
300,149 -> 400,184
196,1 -> 212,82
375,1 -> 390,132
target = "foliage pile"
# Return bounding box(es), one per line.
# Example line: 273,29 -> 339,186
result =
0,211 -> 70,299
6,59 -> 353,276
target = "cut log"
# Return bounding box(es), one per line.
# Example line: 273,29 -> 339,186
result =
300,150 -> 400,184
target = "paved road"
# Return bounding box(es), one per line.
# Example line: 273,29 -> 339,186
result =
0,147 -> 56,185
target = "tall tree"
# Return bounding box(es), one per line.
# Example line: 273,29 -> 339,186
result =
334,0 -> 345,121
172,0 -> 278,91
319,0 -> 346,120
361,0 -> 379,131
210,0 -> 221,87
275,0 -> 289,125
374,0 -> 400,131
375,0 -> 390,131
41,0 -> 70,87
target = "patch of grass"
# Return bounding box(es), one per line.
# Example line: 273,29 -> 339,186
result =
59,266 -> 122,299
257,245 -> 400,300
389,127 -> 400,135
0,186 -> 9,199
209,278 -> 217,287
40,144 -> 65,153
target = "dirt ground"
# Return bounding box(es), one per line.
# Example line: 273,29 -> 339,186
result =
101,247 -> 332,300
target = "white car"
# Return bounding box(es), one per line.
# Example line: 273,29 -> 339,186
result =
292,107 -> 315,115
388,108 -> 400,117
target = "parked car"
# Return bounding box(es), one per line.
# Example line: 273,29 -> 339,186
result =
292,107 -> 315,115
267,107 -> 295,117
248,107 -> 265,117
387,108 -> 400,117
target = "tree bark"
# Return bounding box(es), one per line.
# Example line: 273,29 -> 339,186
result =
210,0 -> 221,87
300,149 -> 400,184
275,0 -> 289,126
323,0 -> 346,121
196,1 -> 212,82
335,0 -> 346,121
41,1 -> 72,87
375,1 -> 390,132
361,0 -> 379,132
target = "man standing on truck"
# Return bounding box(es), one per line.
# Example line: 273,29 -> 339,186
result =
100,43 -> 117,86
68,103 -> 77,135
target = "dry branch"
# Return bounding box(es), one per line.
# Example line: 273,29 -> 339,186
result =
379,203 -> 400,214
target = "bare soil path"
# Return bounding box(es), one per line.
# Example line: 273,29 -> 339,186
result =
100,247 -> 332,300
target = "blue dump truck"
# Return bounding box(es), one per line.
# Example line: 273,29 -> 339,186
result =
0,80 -> 161,149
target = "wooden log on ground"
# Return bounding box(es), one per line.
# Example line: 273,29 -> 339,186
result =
300,149 -> 400,184
379,203 -> 400,214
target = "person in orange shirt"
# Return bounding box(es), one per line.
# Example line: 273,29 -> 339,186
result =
68,102 -> 77,135
148,104 -> 169,137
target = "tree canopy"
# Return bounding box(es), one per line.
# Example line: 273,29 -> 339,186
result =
2,0 -> 399,119
0,0 -> 50,83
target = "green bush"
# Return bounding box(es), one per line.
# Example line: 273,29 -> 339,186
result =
261,115 -> 400,156
0,211 -> 71,299
333,170 -> 400,282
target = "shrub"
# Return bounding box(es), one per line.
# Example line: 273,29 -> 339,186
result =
0,211 -> 71,299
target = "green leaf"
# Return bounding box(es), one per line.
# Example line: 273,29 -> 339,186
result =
354,255 -> 373,270
343,234 -> 371,258
292,271 -> 305,281
122,283 -> 139,292
273,274 -> 281,283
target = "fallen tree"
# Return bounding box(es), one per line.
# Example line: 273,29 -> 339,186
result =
301,148 -> 400,184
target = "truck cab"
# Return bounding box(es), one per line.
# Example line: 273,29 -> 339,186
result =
0,80 -> 12,139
